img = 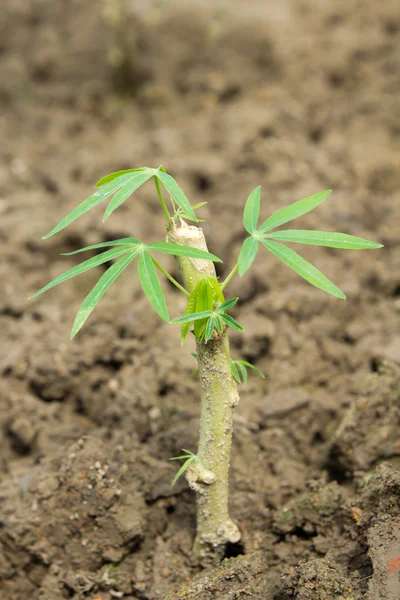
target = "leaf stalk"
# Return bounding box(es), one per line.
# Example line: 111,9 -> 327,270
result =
154,176 -> 172,226
220,263 -> 239,291
151,256 -> 190,297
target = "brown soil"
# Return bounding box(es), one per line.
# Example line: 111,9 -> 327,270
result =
1,1 -> 400,599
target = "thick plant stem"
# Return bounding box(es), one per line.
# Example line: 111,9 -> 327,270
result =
168,220 -> 240,564
191,332 -> 240,562
167,219 -> 217,291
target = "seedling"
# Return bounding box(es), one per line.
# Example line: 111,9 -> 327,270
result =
31,166 -> 382,563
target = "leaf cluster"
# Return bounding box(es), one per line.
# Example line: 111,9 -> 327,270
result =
238,188 -> 382,299
43,166 -> 200,240
169,449 -> 197,486
171,296 -> 243,343
31,238 -> 221,338
33,166 -> 382,343
230,359 -> 265,384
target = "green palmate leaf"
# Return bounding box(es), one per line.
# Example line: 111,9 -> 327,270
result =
95,168 -> 147,187
145,242 -> 222,262
155,170 -> 197,221
243,186 -> 261,234
262,239 -> 345,299
30,246 -> 134,298
264,230 -> 383,250
178,277 -> 224,344
205,317 -> 216,342
217,297 -> 239,312
70,251 -> 137,339
220,313 -> 244,332
43,174 -> 133,239
259,189 -> 332,233
62,238 -> 142,255
138,250 -> 169,321
171,310 -> 213,325
103,171 -> 154,221
238,236 -> 259,276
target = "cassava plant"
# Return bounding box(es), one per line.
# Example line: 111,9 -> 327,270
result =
31,166 -> 382,563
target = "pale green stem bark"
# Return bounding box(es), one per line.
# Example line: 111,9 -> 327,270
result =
168,220 -> 240,564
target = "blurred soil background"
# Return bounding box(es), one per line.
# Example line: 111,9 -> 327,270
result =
0,0 -> 399,598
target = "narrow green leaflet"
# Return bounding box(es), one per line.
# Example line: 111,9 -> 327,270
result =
236,362 -> 248,383
30,246 -> 133,298
70,252 -> 137,339
243,186 -> 261,234
43,174 -> 133,239
103,171 -> 154,221
239,360 -> 265,379
138,250 -> 169,321
195,280 -> 213,313
170,449 -> 195,461
258,190 -> 332,233
62,238 -> 142,255
155,170 -> 197,221
207,277 -> 225,303
146,242 -> 222,262
171,310 -> 213,325
170,453 -> 196,486
262,239 -> 346,299
218,297 -> 238,312
169,455 -> 192,461
263,230 -> 383,250
231,359 -> 265,383
204,315 -> 224,341
238,236 -> 259,276
231,361 -> 241,383
193,278 -> 214,339
220,313 -> 244,332
215,316 -> 224,333
172,293 -> 242,340
205,316 -> 216,342
181,288 -> 197,344
95,168 -> 147,187
173,201 -> 208,222
192,202 -> 208,210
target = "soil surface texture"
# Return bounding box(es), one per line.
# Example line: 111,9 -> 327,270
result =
1,1 -> 399,599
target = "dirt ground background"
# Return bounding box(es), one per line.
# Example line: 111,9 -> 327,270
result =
1,1 -> 400,598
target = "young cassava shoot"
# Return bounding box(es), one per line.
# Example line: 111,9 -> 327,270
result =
31,166 -> 382,563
